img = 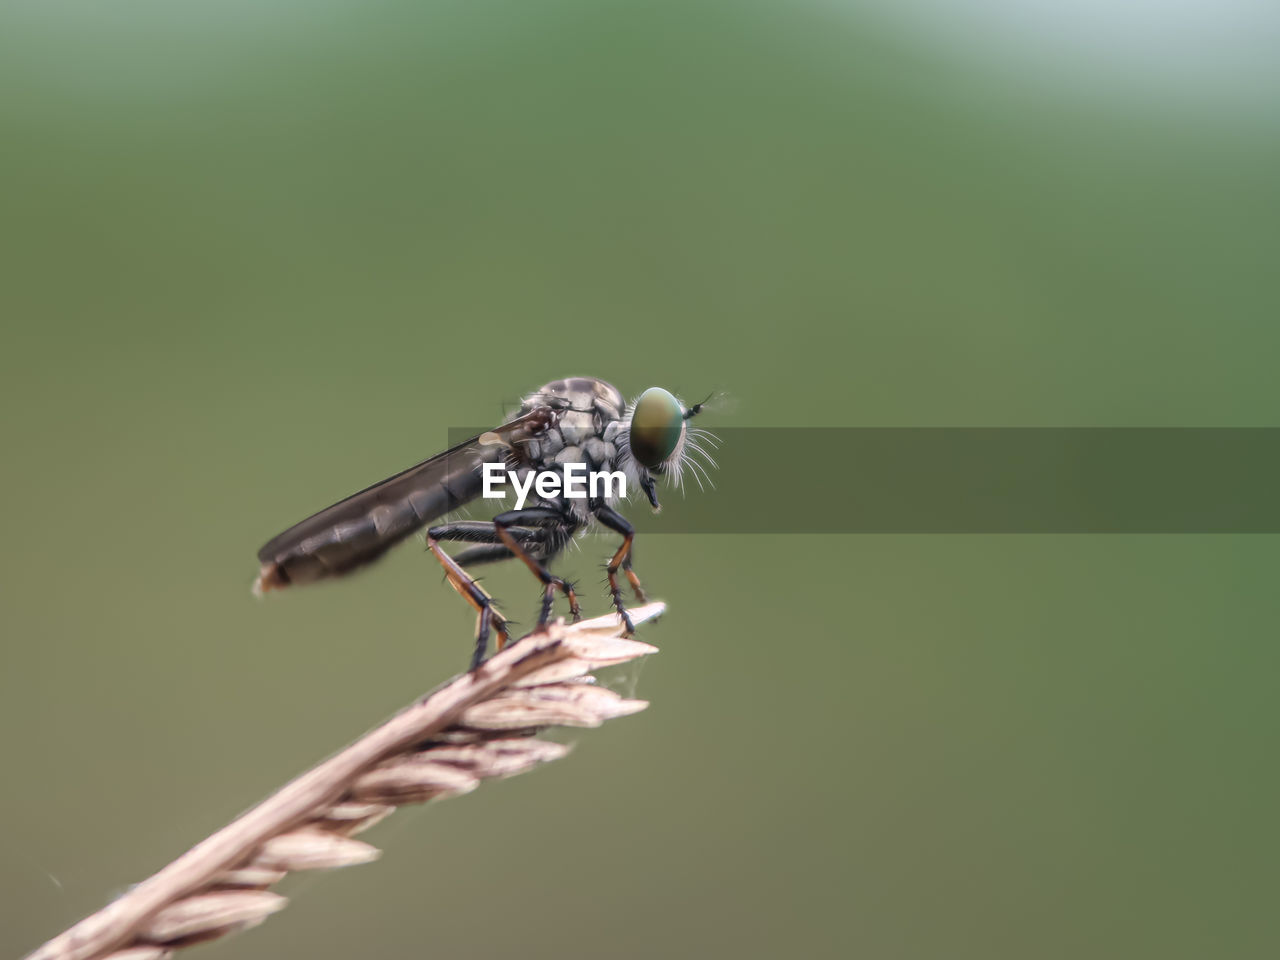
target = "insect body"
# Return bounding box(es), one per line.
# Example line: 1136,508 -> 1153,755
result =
256,377 -> 714,669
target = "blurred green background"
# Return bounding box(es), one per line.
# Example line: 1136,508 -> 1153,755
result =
2,2 -> 1278,957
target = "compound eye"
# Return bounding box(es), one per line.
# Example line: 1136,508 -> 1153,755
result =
629,387 -> 684,468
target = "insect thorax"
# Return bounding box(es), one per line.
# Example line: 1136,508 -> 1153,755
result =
504,378 -> 630,518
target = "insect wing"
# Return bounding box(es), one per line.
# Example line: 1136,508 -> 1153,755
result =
256,407 -> 551,587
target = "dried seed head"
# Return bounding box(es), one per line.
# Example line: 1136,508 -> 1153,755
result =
510,658 -> 597,687
351,759 -> 480,804
141,891 -> 287,943
101,949 -> 173,960
520,683 -> 650,720
25,602 -> 664,960
424,738 -> 572,778
574,602 -> 665,633
322,801 -> 393,822
460,694 -> 605,730
214,867 -> 287,889
559,635 -> 660,666
254,829 -> 381,871
319,802 -> 396,835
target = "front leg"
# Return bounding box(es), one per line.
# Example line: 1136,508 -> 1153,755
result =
592,505 -> 645,635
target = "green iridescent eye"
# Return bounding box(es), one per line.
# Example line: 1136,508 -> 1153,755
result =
629,387 -> 685,468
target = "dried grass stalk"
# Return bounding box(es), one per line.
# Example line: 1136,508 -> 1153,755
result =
25,603 -> 664,960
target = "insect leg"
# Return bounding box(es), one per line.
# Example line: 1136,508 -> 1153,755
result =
429,521 -> 544,557
450,542 -> 516,567
592,505 -> 644,635
426,533 -> 515,670
492,508 -> 581,627
427,521 -> 547,661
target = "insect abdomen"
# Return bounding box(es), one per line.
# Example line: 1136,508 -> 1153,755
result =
255,466 -> 485,592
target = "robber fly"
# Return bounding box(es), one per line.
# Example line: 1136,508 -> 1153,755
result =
255,377 -> 716,669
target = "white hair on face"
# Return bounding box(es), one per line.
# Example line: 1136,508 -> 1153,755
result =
680,426 -> 720,493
